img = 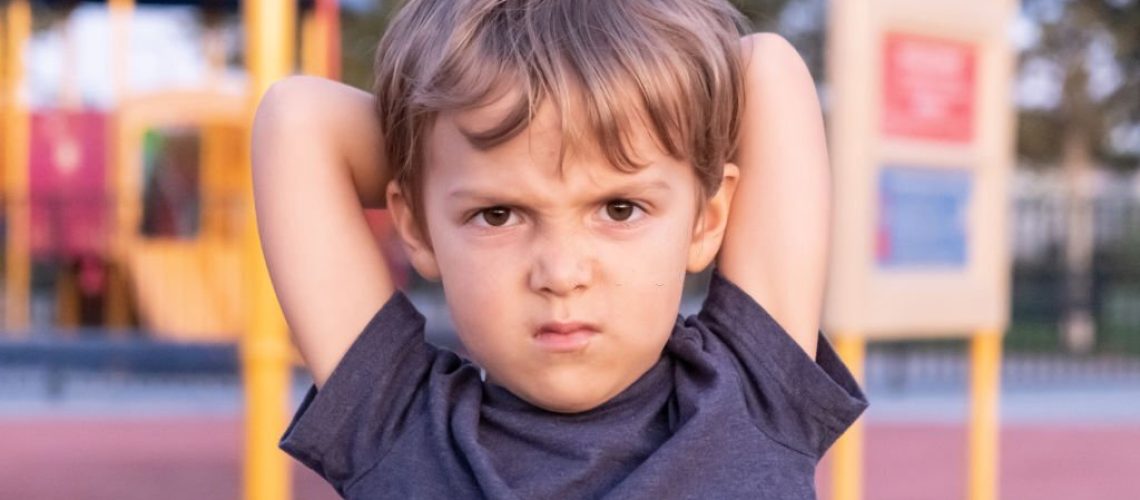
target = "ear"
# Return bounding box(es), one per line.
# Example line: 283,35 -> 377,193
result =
687,163 -> 739,273
386,180 -> 441,280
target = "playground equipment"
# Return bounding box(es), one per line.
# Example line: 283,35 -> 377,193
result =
2,0 -> 337,498
112,91 -> 249,340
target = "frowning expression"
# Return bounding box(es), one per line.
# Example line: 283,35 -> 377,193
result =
388,98 -> 735,413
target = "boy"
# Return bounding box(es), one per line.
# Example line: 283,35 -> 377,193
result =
252,0 -> 868,498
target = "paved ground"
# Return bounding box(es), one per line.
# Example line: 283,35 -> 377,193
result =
819,423 -> 1140,500
2,416 -> 1137,500
0,416 -> 339,500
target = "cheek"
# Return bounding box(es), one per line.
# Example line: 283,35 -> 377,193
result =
434,231 -> 525,292
604,210 -> 695,285
437,243 -> 515,312
428,228 -> 527,358
602,214 -> 694,342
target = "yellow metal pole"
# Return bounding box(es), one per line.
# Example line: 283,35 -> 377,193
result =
108,0 -> 133,101
321,0 -> 341,81
831,335 -> 865,500
300,10 -> 324,77
105,0 -> 134,329
1,5 -> 5,255
1,4 -> 6,156
4,0 -> 32,334
968,330 -> 1002,500
242,1 -> 296,499
301,0 -> 340,79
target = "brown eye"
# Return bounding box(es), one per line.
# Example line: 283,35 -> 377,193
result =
481,207 -> 512,226
605,200 -> 635,221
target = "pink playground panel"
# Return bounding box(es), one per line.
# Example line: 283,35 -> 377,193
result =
29,110 -> 110,260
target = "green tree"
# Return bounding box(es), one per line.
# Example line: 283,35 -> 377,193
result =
339,0 -> 403,90
1019,0 -> 1140,352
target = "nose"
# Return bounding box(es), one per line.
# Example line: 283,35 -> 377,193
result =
528,227 -> 594,297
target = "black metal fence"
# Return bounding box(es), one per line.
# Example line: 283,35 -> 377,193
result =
1008,196 -> 1140,355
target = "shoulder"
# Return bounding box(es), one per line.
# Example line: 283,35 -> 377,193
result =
692,272 -> 869,459
278,292 -> 475,493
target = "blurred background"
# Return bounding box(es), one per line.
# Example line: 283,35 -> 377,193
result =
0,0 -> 1137,499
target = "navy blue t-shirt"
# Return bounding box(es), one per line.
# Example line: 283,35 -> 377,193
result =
280,271 -> 869,499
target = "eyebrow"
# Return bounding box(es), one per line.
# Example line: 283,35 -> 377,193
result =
446,179 -> 674,203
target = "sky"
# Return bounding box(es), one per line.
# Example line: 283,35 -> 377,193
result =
26,4 -> 244,109
23,1 -> 381,110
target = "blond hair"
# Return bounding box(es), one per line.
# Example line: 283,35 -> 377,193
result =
374,0 -> 748,218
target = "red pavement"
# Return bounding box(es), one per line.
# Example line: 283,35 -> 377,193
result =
1,417 -> 1136,499
819,423 -> 1140,500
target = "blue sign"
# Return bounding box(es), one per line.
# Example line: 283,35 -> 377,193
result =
876,166 -> 971,268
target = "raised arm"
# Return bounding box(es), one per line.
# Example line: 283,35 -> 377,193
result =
718,34 -> 832,360
252,76 -> 393,388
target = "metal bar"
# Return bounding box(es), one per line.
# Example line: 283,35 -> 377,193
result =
968,330 -> 1002,500
241,1 -> 297,499
831,335 -> 866,500
4,0 -> 32,334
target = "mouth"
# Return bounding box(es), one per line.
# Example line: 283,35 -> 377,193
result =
534,321 -> 599,353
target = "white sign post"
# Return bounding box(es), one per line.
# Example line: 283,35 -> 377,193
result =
824,1 -> 1018,499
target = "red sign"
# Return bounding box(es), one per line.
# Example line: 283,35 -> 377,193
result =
881,33 -> 976,143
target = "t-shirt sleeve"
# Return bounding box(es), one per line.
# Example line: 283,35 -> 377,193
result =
697,270 -> 869,460
278,291 -> 442,494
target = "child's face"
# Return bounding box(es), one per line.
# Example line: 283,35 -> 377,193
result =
389,97 -> 733,413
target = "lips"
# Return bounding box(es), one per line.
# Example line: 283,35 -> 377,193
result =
534,321 -> 598,352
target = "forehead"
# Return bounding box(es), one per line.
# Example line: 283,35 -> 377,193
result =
424,96 -> 688,192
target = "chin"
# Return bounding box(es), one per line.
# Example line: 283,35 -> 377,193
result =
530,394 -> 608,414
513,380 -> 616,414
